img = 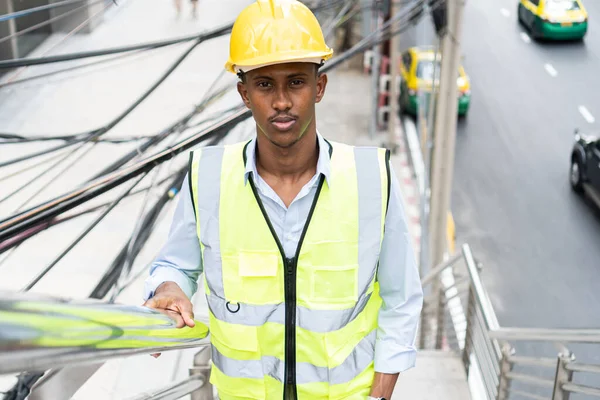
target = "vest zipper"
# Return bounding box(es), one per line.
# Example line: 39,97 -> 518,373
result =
246,173 -> 325,400
285,256 -> 297,389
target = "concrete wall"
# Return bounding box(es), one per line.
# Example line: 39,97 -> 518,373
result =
0,1 -> 18,62
0,0 -> 106,64
13,0 -> 52,58
49,0 -> 105,34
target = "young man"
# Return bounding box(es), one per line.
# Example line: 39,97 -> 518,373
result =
144,1 -> 423,399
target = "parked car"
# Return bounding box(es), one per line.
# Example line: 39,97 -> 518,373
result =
518,0 -> 588,41
398,46 -> 470,118
570,129 -> 600,206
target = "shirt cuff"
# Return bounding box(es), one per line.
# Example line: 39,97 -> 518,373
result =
143,265 -> 197,301
374,339 -> 418,373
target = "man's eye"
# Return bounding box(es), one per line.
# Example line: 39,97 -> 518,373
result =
290,80 -> 304,86
257,82 -> 272,88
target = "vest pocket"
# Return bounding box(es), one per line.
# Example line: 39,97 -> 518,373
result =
310,264 -> 359,308
237,251 -> 284,305
210,317 -> 260,354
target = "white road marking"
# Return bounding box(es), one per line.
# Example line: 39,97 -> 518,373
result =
501,8 -> 510,17
544,63 -> 558,77
579,106 -> 595,124
520,32 -> 531,43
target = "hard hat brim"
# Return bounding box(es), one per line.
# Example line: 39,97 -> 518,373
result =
225,49 -> 333,74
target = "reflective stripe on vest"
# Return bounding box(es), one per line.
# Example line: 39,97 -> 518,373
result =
190,140 -> 389,400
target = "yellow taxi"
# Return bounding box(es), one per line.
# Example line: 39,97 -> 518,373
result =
518,0 -> 588,40
399,46 -> 471,117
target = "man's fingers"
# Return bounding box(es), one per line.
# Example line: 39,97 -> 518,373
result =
151,353 -> 162,358
170,312 -> 186,329
143,293 -> 195,329
182,311 -> 196,328
177,300 -> 196,328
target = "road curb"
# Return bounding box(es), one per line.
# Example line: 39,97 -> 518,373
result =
402,116 -> 425,195
392,117 -> 422,256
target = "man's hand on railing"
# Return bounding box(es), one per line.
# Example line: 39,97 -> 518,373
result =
143,281 -> 196,358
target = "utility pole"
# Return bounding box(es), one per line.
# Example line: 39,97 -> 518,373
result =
418,40 -> 440,276
369,0 -> 382,139
387,0 -> 401,151
428,0 -> 466,268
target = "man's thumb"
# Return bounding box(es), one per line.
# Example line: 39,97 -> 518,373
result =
144,297 -> 158,308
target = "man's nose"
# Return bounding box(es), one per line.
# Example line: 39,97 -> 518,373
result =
272,86 -> 292,111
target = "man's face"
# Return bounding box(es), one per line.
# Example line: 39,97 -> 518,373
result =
237,62 -> 328,149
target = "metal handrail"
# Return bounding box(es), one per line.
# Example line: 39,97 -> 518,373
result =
506,355 -> 556,368
420,243 -> 600,400
125,375 -> 206,400
562,383 -> 600,397
489,327 -> 600,343
421,251 -> 462,286
0,291 -> 210,375
461,244 -> 500,332
566,362 -> 600,374
6,244 -> 600,400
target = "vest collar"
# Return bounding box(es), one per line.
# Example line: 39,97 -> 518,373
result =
243,131 -> 332,187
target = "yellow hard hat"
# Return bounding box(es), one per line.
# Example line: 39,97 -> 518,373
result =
225,0 -> 334,74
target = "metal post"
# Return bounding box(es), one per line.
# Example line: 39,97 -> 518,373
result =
435,285 -> 446,349
6,0 -> 19,58
419,111 -> 431,278
426,40 -> 441,147
417,15 -> 440,281
418,185 -> 430,278
189,344 -> 214,400
418,4 -> 436,173
417,90 -> 429,273
496,344 -> 514,400
552,350 -> 575,400
369,0 -> 382,139
387,0 -> 401,151
419,296 -> 431,349
417,93 -> 428,164
359,0 -> 373,39
429,0 -> 466,268
462,285 -> 475,372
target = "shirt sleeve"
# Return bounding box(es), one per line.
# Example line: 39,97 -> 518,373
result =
374,166 -> 424,373
143,172 -> 203,300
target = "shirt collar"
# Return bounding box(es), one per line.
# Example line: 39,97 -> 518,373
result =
243,131 -> 332,186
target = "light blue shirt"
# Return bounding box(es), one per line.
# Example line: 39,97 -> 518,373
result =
144,133 -> 423,374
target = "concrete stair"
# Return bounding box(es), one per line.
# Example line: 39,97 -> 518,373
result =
393,350 -> 472,400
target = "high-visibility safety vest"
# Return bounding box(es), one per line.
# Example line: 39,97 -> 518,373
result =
189,139 -> 391,400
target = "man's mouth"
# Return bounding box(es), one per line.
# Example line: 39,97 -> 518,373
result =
270,116 -> 297,131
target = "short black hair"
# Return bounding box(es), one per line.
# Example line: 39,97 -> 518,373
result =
237,62 -> 323,83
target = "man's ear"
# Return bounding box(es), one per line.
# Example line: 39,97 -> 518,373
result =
315,73 -> 328,104
237,81 -> 251,109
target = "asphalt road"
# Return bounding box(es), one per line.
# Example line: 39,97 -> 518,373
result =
453,0 -> 600,330
398,0 -> 600,394
448,0 -> 600,394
